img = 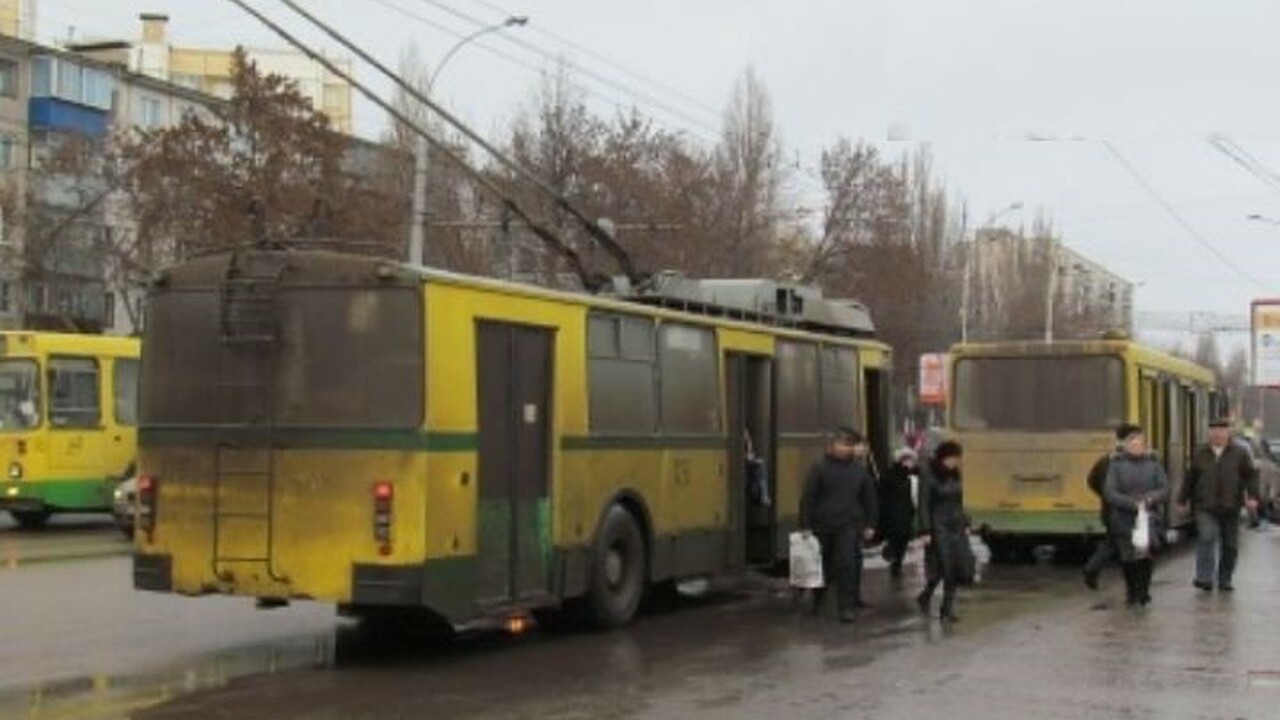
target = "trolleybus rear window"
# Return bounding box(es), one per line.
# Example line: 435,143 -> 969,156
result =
142,288 -> 423,429
953,355 -> 1124,432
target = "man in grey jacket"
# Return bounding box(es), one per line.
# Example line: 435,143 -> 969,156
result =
1178,419 -> 1260,592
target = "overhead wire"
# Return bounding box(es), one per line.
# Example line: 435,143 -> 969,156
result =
361,0 -> 722,143
393,0 -> 724,133
1102,140 -> 1267,291
462,0 -> 723,118
227,0 -> 646,289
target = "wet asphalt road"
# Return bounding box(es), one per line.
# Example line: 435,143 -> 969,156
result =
5,518 -> 1279,720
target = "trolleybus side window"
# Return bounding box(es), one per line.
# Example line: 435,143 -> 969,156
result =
587,313 -> 657,434
0,358 -> 39,430
820,345 -> 859,430
48,357 -> 100,429
113,358 -> 140,426
777,340 -> 820,434
658,323 -> 719,435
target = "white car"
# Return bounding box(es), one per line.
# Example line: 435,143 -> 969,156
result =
112,475 -> 137,539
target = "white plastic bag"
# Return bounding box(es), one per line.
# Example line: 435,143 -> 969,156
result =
789,531 -> 824,589
1132,503 -> 1151,557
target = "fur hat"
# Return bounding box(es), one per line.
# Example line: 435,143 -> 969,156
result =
934,440 -> 963,461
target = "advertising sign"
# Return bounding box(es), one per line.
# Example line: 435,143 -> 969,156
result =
919,353 -> 948,406
1252,300 -> 1280,387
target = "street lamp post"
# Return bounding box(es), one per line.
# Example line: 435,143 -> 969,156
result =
961,201 -> 1023,342
409,15 -> 528,267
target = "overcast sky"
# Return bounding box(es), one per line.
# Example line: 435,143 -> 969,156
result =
40,0 -> 1280,321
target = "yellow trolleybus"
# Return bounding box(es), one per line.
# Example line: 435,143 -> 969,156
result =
133,250 -> 892,629
948,336 -> 1219,561
1,332 -> 141,528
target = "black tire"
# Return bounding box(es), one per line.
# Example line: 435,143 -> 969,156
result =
582,505 -> 647,629
986,538 -> 1015,564
11,510 -> 52,529
119,524 -> 135,540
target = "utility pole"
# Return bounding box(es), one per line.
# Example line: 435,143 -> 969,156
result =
409,16 -> 528,267
1044,239 -> 1058,342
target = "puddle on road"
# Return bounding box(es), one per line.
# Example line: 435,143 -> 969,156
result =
0,634 -> 337,720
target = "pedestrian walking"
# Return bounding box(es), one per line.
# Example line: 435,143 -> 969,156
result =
916,440 -> 970,623
1178,419 -> 1260,592
1103,426 -> 1168,607
799,427 -> 879,624
879,447 -> 920,580
1083,423 -> 1141,590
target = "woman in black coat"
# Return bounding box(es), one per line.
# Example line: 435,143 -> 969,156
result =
917,441 -> 970,622
879,448 -> 920,579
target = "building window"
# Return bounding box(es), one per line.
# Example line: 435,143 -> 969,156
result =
31,57 -> 115,110
31,56 -> 52,95
136,97 -> 162,129
0,136 -> 17,169
0,59 -> 18,98
0,281 -> 11,313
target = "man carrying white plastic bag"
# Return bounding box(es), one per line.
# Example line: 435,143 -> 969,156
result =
796,427 -> 879,623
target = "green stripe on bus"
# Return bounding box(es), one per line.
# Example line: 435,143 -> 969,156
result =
1,477 -> 114,511
559,435 -> 726,451
969,509 -> 1104,535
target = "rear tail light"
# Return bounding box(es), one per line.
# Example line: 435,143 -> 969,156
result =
373,481 -> 393,555
138,474 -> 158,539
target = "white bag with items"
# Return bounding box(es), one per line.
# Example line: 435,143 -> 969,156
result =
789,531 -> 824,589
1132,503 -> 1151,558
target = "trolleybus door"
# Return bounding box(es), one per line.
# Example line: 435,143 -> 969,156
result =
475,322 -> 554,607
725,352 -> 775,569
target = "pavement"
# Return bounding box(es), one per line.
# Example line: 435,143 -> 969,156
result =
3,516 -> 1278,720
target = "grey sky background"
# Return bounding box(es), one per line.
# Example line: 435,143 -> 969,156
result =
39,0 -> 1280,322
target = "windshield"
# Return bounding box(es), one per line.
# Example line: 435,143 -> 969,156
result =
0,359 -> 40,431
953,355 -> 1125,432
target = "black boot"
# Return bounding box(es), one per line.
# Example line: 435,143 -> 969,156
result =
1138,560 -> 1153,605
917,582 -> 936,615
1121,563 -> 1138,606
1218,546 -> 1238,591
940,587 -> 959,623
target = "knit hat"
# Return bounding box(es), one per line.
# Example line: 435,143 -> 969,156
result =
935,440 -> 963,461
1115,423 -> 1142,441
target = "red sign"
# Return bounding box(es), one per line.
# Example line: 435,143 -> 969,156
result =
919,353 -> 948,406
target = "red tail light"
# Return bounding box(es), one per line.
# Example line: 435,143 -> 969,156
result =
138,474 -> 158,538
373,481 -> 393,555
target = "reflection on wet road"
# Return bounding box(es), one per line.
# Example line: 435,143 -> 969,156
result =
6,520 -> 1279,719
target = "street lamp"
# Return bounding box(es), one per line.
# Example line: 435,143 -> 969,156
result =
409,15 -> 529,267
961,201 -> 1023,342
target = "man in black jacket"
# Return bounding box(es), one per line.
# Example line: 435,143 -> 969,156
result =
799,427 -> 879,623
1083,423 -> 1140,590
1179,419 -> 1260,592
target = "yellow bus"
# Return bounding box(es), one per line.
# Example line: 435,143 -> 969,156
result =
948,337 -> 1219,561
1,332 -> 141,528
133,250 -> 892,629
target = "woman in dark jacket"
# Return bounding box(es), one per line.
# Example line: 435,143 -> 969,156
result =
879,448 -> 920,579
916,441 -> 969,622
1103,426 -> 1169,607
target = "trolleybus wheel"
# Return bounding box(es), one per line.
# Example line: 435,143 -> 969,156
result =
11,510 -> 51,529
583,505 -> 646,629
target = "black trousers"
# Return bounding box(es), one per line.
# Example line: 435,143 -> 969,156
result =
1084,534 -> 1116,575
814,524 -> 863,612
883,532 -> 911,574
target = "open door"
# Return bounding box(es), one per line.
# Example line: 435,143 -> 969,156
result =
862,367 -> 891,479
725,352 -> 775,569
